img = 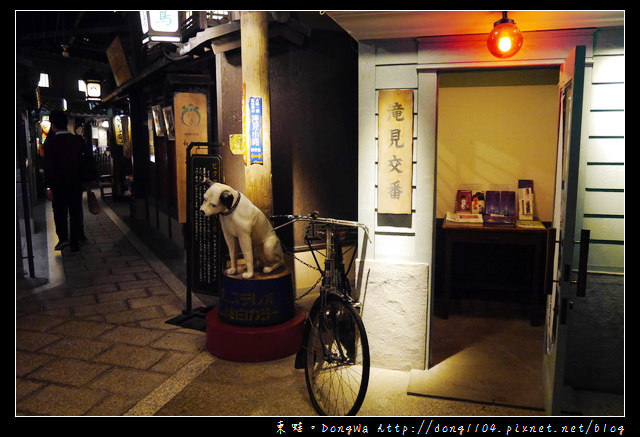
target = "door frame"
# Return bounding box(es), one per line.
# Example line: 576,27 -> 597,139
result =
355,29 -> 595,378
543,45 -> 587,415
418,46 -> 589,413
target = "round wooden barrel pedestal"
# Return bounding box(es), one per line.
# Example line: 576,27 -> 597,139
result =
218,268 -> 295,326
206,268 -> 305,362
206,306 -> 306,362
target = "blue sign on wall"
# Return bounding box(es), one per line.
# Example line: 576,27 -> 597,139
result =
249,97 -> 263,164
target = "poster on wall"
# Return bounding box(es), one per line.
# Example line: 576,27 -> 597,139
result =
377,89 -> 414,215
147,112 -> 155,162
121,115 -> 131,159
248,96 -> 263,164
152,105 -> 164,137
174,92 -> 208,223
241,83 -> 247,165
162,106 -> 175,140
114,115 -> 124,144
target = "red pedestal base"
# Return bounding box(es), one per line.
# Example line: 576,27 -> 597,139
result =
206,306 -> 306,362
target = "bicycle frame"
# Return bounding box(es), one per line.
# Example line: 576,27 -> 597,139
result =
274,213 -> 370,301
273,213 -> 370,350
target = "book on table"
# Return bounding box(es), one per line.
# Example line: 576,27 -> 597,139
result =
484,190 -> 516,225
518,179 -> 535,220
455,190 -> 472,213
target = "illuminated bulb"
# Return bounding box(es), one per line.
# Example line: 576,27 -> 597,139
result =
498,37 -> 512,52
487,13 -> 523,59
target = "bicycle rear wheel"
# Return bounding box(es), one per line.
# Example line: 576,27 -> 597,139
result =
304,294 -> 370,416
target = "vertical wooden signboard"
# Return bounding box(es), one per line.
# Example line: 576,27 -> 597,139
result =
377,89 -> 414,215
175,92 -> 208,223
187,144 -> 221,297
106,35 -> 132,87
114,115 -> 124,144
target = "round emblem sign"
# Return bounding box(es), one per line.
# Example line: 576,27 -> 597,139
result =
181,103 -> 201,127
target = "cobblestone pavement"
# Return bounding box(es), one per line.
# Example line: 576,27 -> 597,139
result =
16,204 -> 213,416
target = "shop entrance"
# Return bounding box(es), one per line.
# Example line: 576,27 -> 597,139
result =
409,67 -> 560,411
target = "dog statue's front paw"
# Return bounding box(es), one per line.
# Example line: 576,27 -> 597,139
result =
225,267 -> 237,275
242,271 -> 254,279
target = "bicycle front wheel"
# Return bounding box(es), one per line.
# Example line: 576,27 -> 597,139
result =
304,294 -> 370,416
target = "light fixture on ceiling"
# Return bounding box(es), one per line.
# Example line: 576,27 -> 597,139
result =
487,11 -> 523,59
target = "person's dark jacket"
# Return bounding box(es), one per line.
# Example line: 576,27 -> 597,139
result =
43,132 -> 88,187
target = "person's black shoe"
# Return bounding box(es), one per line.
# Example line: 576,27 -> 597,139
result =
54,240 -> 68,250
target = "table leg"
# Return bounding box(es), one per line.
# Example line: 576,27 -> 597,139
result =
442,235 -> 453,319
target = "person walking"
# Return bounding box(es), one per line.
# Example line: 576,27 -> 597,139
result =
43,110 -> 93,252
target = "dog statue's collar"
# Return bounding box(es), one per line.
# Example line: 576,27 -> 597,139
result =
220,192 -> 241,216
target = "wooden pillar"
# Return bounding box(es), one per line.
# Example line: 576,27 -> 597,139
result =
241,11 -> 272,216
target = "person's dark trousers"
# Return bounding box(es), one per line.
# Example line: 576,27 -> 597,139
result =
51,183 -> 84,249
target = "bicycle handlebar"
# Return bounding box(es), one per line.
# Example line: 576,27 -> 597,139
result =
272,212 -> 371,243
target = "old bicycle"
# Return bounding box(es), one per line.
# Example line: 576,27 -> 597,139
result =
273,212 -> 371,416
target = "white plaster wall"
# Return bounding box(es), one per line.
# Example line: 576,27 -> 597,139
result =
358,260 -> 429,370
356,40 -> 436,371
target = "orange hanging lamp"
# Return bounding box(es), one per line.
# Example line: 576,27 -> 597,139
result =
487,11 -> 523,59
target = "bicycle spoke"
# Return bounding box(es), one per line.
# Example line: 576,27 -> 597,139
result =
304,296 -> 369,416
310,351 -> 364,414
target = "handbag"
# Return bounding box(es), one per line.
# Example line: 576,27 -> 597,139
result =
87,190 -> 101,215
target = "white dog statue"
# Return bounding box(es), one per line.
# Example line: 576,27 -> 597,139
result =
200,180 -> 284,279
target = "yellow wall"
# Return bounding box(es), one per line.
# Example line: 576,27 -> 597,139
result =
436,74 -> 559,222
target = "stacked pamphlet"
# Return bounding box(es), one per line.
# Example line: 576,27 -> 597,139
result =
445,212 -> 484,225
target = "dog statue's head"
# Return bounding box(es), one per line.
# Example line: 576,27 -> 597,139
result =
200,179 -> 236,216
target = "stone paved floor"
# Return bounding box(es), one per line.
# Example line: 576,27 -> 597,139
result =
16,204 -> 211,416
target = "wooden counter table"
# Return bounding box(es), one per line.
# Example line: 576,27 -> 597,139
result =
440,220 -> 549,325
